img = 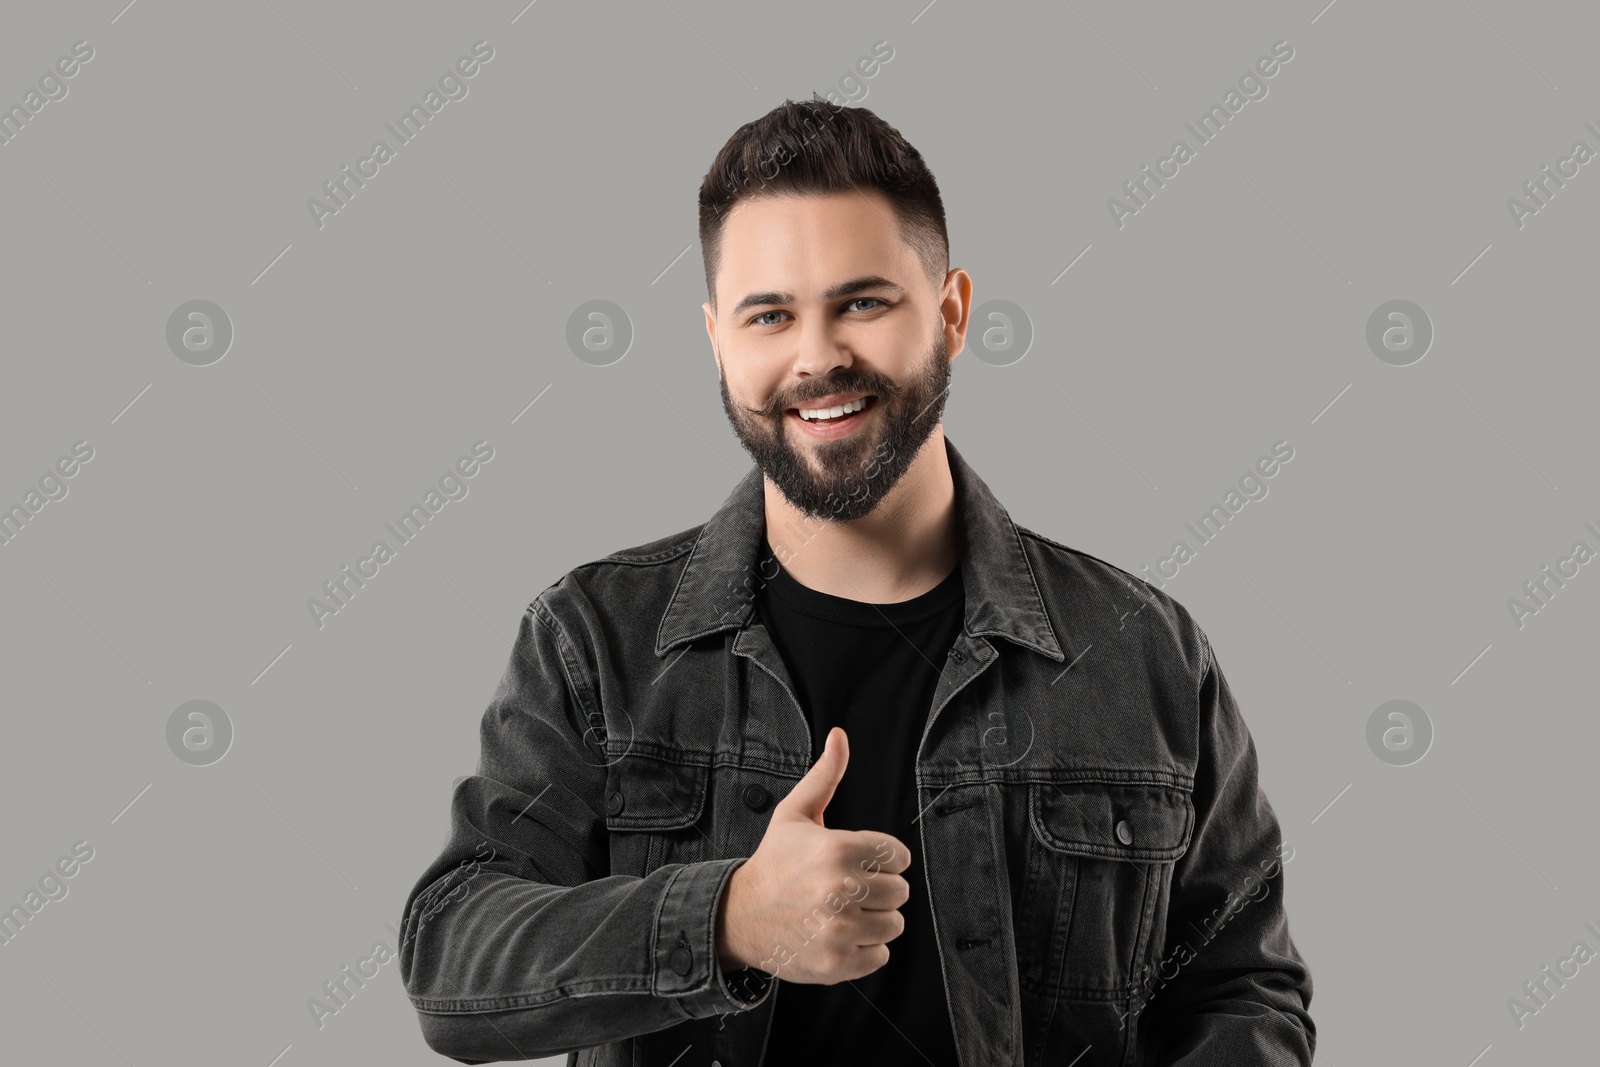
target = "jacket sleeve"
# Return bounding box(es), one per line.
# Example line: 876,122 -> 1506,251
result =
397,595 -> 773,1064
1136,626 -> 1316,1065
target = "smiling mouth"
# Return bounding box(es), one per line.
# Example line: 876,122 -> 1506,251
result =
787,394 -> 878,425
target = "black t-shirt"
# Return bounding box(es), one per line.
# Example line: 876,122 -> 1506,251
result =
755,535 -> 964,1067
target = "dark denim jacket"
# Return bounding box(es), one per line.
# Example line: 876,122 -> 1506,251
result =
398,436 -> 1315,1066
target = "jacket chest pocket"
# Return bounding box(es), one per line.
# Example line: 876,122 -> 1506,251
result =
603,756 -> 712,876
1017,780 -> 1194,999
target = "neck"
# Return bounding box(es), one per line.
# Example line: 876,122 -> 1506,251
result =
762,431 -> 959,604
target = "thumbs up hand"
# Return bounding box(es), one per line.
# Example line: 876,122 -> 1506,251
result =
714,727 -> 914,985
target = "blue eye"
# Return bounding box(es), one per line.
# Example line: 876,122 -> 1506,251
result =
748,299 -> 886,327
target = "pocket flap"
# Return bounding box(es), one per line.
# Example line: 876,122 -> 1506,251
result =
1029,780 -> 1194,862
604,755 -> 709,831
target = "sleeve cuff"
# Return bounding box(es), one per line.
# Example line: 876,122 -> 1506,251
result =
656,857 -> 775,1018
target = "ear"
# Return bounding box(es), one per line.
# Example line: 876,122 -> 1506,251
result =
939,268 -> 974,362
703,300 -> 721,374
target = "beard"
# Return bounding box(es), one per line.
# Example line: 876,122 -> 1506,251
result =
718,325 -> 951,522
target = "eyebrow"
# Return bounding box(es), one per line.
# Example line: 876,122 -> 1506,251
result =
730,275 -> 906,319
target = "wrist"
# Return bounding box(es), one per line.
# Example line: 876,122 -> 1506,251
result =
715,859 -> 753,971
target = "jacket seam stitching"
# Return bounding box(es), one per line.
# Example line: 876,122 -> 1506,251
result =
406,979 -> 665,1014
531,598 -> 604,739
1017,527 -> 1154,589
592,534 -> 700,567
655,525 -> 715,653
1005,520 -> 1067,660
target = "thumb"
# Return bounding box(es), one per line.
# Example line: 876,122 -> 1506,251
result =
777,726 -> 848,826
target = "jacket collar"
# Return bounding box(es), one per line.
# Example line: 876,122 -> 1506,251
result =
655,435 -> 1065,662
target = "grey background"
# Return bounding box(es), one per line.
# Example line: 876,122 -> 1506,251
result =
1,0 -> 1594,1063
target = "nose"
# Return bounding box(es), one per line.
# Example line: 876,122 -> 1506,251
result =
792,316 -> 853,382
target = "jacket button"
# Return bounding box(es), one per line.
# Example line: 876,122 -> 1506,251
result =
1115,819 -> 1133,845
606,790 -> 624,816
670,944 -> 693,976
742,783 -> 771,811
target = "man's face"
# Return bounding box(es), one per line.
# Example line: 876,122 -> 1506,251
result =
704,189 -> 961,522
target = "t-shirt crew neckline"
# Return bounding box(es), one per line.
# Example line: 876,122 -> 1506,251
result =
759,536 -> 964,628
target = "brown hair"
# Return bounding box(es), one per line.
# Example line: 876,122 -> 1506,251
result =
697,95 -> 948,308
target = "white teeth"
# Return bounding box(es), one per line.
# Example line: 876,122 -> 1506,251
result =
798,397 -> 868,421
